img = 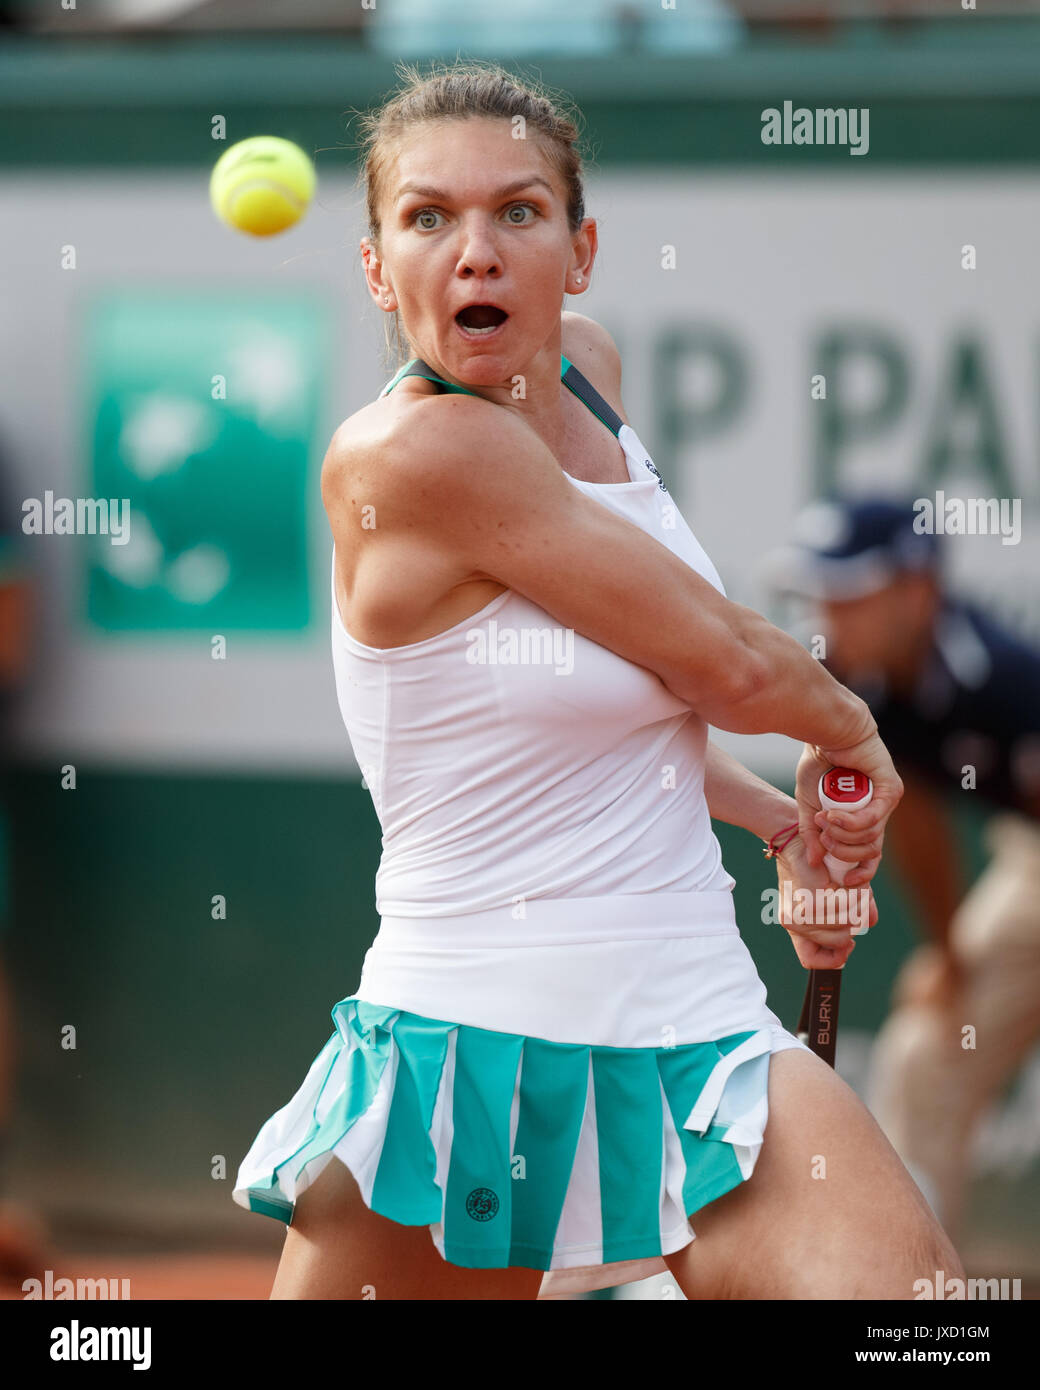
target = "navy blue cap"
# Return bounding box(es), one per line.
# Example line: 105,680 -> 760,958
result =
762,496 -> 941,600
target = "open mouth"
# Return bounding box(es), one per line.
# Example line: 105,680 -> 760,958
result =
455,304 -> 508,335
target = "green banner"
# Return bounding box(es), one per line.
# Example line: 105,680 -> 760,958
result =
85,291 -> 325,632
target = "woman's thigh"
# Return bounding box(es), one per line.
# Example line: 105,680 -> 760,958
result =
269,1154 -> 544,1300
663,1046 -> 965,1300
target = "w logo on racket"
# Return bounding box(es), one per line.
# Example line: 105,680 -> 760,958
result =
820,768 -> 871,804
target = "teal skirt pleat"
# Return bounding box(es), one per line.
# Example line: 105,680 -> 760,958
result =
507,1039 -> 590,1266
370,1013 -> 453,1224
592,1048 -> 665,1264
442,1022 -> 526,1265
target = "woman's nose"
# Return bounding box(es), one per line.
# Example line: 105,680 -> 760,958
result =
454,222 -> 502,278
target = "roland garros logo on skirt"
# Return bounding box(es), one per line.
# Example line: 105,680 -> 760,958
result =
466,1187 -> 500,1221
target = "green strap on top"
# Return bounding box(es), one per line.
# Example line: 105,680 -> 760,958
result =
383,354 -> 626,440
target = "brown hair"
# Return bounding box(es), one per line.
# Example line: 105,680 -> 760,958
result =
352,58 -> 590,368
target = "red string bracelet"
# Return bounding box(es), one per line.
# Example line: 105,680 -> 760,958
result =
763,820 -> 800,859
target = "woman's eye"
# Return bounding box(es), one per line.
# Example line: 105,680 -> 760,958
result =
505,203 -> 536,224
414,208 -> 443,230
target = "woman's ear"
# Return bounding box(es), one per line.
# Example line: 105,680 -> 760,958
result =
360,237 -> 391,307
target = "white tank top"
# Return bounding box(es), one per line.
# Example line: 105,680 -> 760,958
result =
329,357 -> 787,1050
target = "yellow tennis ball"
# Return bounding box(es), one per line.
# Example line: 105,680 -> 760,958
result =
210,136 -> 316,237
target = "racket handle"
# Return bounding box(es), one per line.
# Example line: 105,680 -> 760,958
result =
818,767 -> 874,935
797,769 -> 875,1066
796,967 -> 842,1067
823,851 -> 854,884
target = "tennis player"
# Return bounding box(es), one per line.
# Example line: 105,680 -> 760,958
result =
232,60 -> 963,1300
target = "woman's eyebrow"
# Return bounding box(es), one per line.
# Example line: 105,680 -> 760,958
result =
395,176 -> 555,204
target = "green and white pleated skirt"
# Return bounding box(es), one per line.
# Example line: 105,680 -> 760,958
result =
233,989 -> 808,1296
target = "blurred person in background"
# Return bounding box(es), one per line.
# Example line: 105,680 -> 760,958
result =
763,496 -> 1040,1245
0,434 -> 48,1283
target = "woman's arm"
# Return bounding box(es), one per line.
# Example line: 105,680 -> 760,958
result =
703,739 -> 799,844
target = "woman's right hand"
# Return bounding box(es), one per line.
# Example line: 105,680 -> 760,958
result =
794,731 -> 904,890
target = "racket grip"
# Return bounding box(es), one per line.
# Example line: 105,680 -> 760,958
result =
823,851 -> 855,885
818,767 -> 874,936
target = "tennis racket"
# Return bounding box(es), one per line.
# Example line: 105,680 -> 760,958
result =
795,766 -> 874,1068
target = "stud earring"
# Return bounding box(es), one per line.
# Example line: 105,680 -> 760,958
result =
575,273 -> 582,283
384,295 -> 390,305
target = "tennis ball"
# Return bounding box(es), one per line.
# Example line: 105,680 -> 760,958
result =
210,136 -> 316,237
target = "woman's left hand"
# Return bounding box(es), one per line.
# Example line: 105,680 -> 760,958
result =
773,832 -> 878,971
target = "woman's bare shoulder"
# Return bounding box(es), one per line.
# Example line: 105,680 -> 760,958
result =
327,377 -> 505,460
321,381 -> 521,527
561,311 -> 622,377
561,311 -> 627,422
